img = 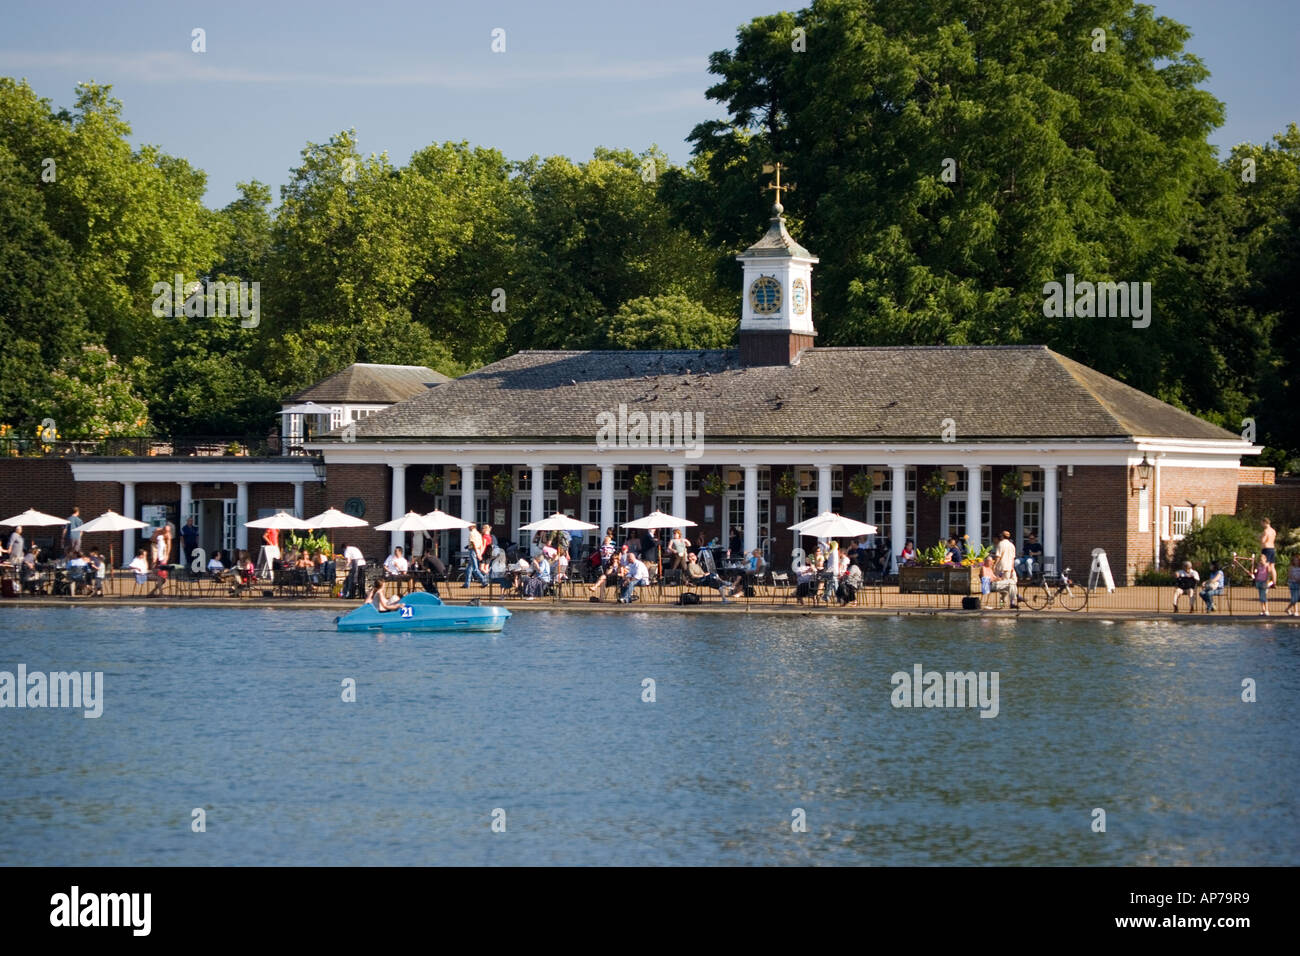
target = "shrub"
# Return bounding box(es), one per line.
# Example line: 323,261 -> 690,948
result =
1174,515 -> 1260,575
1133,566 -> 1177,587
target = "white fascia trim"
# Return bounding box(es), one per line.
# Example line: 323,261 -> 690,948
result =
308,438 -> 1251,468
71,461 -> 319,483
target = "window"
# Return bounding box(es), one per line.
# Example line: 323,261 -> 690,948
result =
725,468 -> 744,492
905,468 -> 917,492
517,469 -> 530,492
475,497 -> 489,527
613,468 -> 630,492
981,469 -> 992,493
543,468 -> 559,492
585,468 -> 602,492
831,468 -> 843,493
798,468 -> 817,492
1171,506 -> 1193,538
1022,469 -> 1044,494
474,471 -> 491,493
1020,499 -> 1042,542
756,469 -> 771,493
945,499 -> 966,538
586,496 -> 601,527
684,468 -> 699,493
446,468 -> 461,492
614,498 -> 628,529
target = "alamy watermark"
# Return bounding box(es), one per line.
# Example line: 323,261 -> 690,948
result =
890,663 -> 999,718
0,664 -> 103,718
1042,274 -> 1151,329
151,273 -> 260,328
595,403 -> 704,460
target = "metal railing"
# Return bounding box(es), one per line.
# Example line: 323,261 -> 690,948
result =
0,435 -> 312,459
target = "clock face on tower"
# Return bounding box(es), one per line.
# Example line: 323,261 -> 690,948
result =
748,275 -> 782,315
792,278 -> 808,315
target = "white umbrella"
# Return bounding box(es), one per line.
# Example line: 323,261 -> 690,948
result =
520,512 -> 598,532
73,511 -> 151,595
245,511 -> 312,530
77,510 -> 150,533
420,509 -> 474,531
0,508 -> 69,526
622,510 -> 697,530
374,511 -> 441,532
621,511 -> 696,577
789,511 -> 877,538
303,507 -> 370,529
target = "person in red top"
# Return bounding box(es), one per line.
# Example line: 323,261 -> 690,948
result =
481,524 -> 493,554
263,526 -> 279,549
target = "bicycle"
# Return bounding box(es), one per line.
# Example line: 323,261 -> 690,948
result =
1023,566 -> 1088,611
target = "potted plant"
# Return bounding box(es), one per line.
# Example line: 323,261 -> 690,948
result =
848,470 -> 874,499
492,470 -> 513,501
921,470 -> 948,500
899,540 -> 980,593
700,471 -> 727,497
1000,470 -> 1027,500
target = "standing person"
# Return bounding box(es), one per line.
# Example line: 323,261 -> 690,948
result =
666,529 -> 688,570
979,556 -> 996,609
148,528 -> 169,597
481,524 -> 494,556
5,525 -> 24,567
1252,555 -> 1271,616
1286,554 -> 1300,617
463,524 -> 487,587
1260,518 -> 1277,587
640,529 -> 659,566
87,547 -> 106,596
994,530 -> 1018,609
63,506 -> 84,555
342,542 -> 366,599
181,515 -> 199,566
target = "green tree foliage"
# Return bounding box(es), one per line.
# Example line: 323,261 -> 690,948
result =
592,295 -> 733,350
673,0 -> 1294,457
45,345 -> 151,437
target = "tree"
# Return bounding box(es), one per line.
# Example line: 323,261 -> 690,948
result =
592,295 -> 733,350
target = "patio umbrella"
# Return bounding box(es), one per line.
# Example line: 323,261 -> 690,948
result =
245,511 -> 312,530
374,511 -> 441,532
302,507 -> 370,556
75,510 -> 150,593
0,508 -> 69,526
519,513 -> 598,532
420,509 -> 475,531
622,510 -> 697,577
789,511 -> 877,539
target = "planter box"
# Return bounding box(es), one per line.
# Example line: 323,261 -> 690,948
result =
899,565 -> 980,595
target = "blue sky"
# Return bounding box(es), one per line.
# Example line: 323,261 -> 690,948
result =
2,0 -> 1296,208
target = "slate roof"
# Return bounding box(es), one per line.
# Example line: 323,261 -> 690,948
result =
339,346 -> 1239,444
285,364 -> 449,404
739,211 -> 817,260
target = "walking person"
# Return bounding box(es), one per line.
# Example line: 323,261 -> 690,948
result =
463,524 -> 488,587
1260,518 -> 1277,587
342,542 -> 366,599
994,531 -> 1018,609
63,506 -> 84,555
1287,554 -> 1300,617
1252,555 -> 1271,616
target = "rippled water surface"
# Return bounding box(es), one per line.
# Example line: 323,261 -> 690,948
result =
1,607 -> 1296,865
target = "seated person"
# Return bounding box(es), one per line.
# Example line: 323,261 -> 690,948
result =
383,547 -> 409,577
747,548 -> 766,576
943,537 -> 962,566
367,579 -> 402,612
898,540 -> 917,567
208,551 -> 226,574
686,553 -> 734,602
21,548 -> 45,594
991,567 -> 1019,608
620,555 -> 650,603
521,554 -> 552,599
487,547 -> 511,588
1172,560 -> 1200,612
836,563 -> 863,605
1199,564 -> 1226,612
128,548 -> 150,582
1018,532 -> 1044,578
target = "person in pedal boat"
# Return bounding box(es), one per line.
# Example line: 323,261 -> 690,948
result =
367,579 -> 402,613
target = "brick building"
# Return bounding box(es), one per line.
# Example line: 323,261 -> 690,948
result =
0,210 -> 1258,583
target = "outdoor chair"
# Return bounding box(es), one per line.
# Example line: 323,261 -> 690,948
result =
768,570 -> 793,605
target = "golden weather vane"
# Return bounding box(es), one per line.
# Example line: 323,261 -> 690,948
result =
762,162 -> 796,207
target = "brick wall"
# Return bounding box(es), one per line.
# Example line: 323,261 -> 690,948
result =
1238,466 -> 1275,485
1237,480 -> 1300,526
322,463 -> 390,560
1061,466 -> 1130,582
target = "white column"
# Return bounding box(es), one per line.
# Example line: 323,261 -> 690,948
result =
743,465 -> 758,554
817,464 -> 833,515
292,481 -> 304,518
600,465 -> 615,539
530,462 -> 545,528
671,465 -> 686,520
121,481 -> 137,567
1043,464 -> 1058,572
965,465 -> 982,550
458,463 -> 475,551
390,464 -> 406,551
890,465 -> 906,574
235,481 -> 249,552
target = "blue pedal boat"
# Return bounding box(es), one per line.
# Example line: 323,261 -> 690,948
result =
335,590 -> 511,633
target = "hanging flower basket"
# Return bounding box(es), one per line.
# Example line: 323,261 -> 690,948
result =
1000,470 -> 1026,500
921,471 -> 948,499
848,471 -> 873,499
561,471 -> 582,497
775,471 -> 798,498
420,472 -> 444,496
631,471 -> 653,498
492,470 -> 513,501
700,471 -> 727,497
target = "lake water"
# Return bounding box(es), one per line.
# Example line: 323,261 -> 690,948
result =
1,607 -> 1296,866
